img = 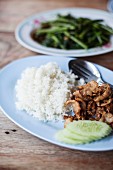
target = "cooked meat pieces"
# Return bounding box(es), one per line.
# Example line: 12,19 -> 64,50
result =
73,90 -> 82,99
73,81 -> 99,101
77,80 -> 98,91
101,98 -> 113,106
106,103 -> 113,113
64,116 -> 73,128
87,100 -> 96,111
94,84 -> 112,102
76,98 -> 86,111
105,113 -> 113,124
78,80 -> 98,95
64,80 -> 113,128
65,100 -> 81,119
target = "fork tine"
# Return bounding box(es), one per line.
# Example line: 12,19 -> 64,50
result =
74,64 -> 90,76
77,62 -> 95,77
69,60 -> 94,76
70,64 -> 89,79
69,60 -> 97,78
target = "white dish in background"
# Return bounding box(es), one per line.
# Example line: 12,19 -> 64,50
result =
107,0 -> 113,13
0,55 -> 113,151
15,8 -> 113,57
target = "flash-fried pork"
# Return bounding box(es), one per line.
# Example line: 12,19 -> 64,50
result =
64,80 -> 113,128
64,116 -> 73,128
94,84 -> 112,102
65,100 -> 81,119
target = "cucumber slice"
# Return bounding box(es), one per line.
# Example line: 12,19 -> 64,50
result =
67,120 -> 112,139
55,130 -> 85,144
55,120 -> 112,145
61,128 -> 91,142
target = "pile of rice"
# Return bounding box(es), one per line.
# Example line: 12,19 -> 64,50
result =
15,62 -> 84,121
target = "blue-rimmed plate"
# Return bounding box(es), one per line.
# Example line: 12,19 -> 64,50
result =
0,55 -> 113,151
15,8 -> 113,57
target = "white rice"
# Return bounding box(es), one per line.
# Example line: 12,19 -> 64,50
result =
15,62 -> 84,121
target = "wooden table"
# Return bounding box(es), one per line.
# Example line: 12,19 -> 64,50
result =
0,0 -> 113,169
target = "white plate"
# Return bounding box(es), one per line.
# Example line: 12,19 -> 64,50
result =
15,8 -> 113,57
107,0 -> 113,13
0,55 -> 113,151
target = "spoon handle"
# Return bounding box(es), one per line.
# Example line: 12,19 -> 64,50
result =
98,78 -> 113,89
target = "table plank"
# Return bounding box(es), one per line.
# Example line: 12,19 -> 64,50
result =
0,0 -> 108,32
0,32 -> 36,68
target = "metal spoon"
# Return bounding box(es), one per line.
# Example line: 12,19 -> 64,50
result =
68,59 -> 113,88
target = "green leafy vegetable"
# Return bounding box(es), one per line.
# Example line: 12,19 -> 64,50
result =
31,14 -> 113,50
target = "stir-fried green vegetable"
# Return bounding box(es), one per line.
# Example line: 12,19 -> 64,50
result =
31,14 -> 113,50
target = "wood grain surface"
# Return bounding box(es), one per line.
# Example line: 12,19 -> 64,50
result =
0,0 -> 113,170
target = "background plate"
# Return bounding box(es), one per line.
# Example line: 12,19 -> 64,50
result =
15,8 -> 113,57
0,55 -> 113,151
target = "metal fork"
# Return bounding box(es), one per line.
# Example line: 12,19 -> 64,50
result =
68,59 -> 113,88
